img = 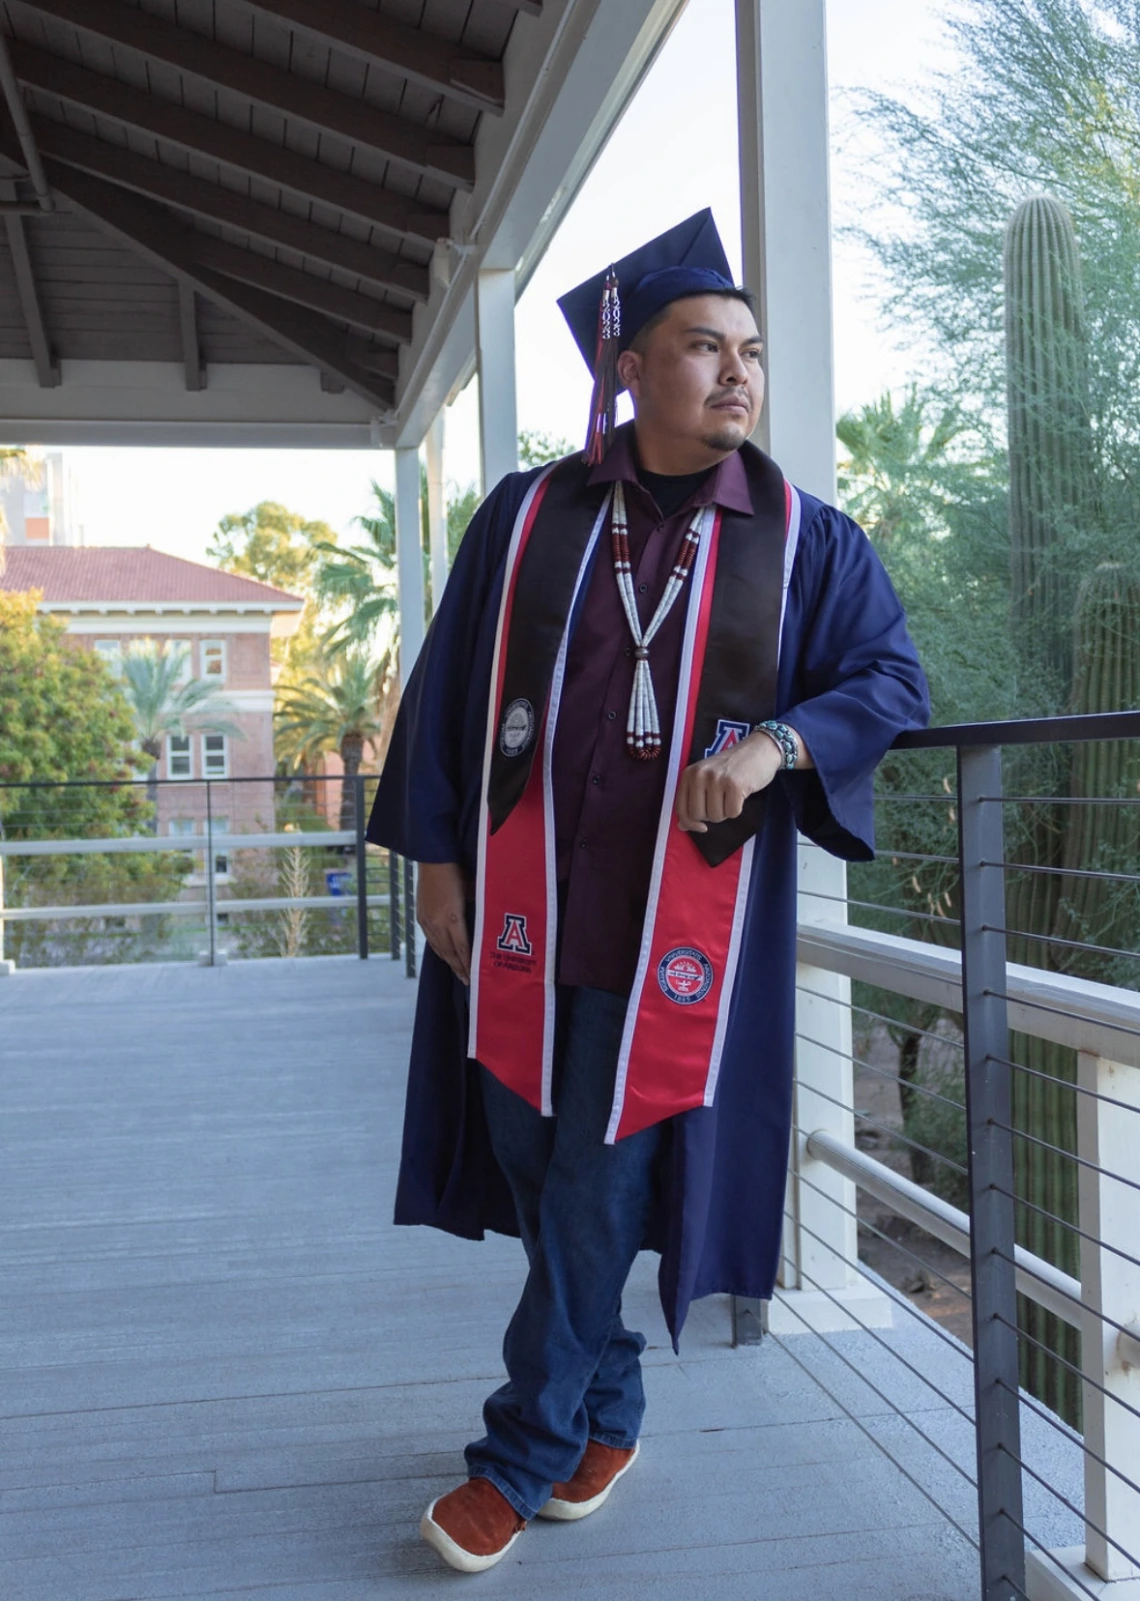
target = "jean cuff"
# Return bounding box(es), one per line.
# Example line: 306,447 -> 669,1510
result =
589,1430 -> 639,1451
469,1466 -> 542,1523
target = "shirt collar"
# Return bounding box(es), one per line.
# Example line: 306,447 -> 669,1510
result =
587,421 -> 753,516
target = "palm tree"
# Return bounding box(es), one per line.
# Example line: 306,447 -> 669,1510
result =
118,640 -> 243,816
273,651 -> 390,831
310,483 -> 400,657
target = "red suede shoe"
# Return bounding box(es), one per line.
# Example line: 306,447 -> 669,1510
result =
420,1477 -> 527,1573
536,1441 -> 640,1522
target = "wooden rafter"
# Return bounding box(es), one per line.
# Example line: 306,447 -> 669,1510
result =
10,42 -> 450,244
18,0 -> 475,190
237,0 -> 505,113
28,120 -> 429,302
192,234 -> 410,348
178,282 -> 205,391
4,213 -> 58,387
42,160 -> 395,408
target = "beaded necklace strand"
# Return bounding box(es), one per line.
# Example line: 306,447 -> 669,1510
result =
610,480 -> 708,760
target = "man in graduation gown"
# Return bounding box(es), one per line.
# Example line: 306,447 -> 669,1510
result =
366,209 -> 929,1573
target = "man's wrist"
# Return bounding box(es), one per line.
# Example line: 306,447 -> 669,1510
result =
753,720 -> 800,770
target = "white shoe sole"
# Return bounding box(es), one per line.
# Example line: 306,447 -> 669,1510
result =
536,1442 -> 640,1522
420,1497 -> 525,1572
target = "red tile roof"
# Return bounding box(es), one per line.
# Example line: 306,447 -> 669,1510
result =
0,545 -> 304,607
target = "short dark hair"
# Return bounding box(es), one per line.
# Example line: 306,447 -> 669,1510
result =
626,286 -> 757,355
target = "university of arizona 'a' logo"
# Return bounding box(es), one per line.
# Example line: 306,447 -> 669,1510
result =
496,913 -> 533,956
704,718 -> 752,758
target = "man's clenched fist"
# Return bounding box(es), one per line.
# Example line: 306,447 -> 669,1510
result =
674,726 -> 810,834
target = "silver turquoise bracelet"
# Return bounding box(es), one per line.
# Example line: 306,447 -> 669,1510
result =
755,719 -> 798,770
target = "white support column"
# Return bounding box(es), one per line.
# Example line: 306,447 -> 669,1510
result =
394,444 -> 426,691
475,267 -> 518,496
736,0 -> 887,1335
425,411 -> 448,615
1026,1054 -> 1140,1601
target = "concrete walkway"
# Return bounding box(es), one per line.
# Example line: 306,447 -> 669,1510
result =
0,957 -> 1072,1599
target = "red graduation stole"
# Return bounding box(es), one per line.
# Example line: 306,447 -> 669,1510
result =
469,442 -> 802,1142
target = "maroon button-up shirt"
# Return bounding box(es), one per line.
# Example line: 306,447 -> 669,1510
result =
551,430 -> 754,995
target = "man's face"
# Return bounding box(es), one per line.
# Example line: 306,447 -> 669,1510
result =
617,295 -> 765,457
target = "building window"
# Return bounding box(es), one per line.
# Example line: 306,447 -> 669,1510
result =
93,640 -> 122,675
170,642 -> 192,685
203,733 -> 228,778
167,734 -> 192,780
201,640 -> 227,682
168,818 -> 196,838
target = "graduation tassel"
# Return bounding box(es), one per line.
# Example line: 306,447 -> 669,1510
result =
583,268 -> 620,465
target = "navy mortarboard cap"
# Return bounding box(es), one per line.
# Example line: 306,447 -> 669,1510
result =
557,209 -> 736,462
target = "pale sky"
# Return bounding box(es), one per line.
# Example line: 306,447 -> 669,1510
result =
55,0 -> 949,564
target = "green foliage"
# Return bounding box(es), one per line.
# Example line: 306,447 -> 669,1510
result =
519,429 -> 573,468
207,500 -> 334,596
850,0 -> 1140,590
0,590 -> 185,966
118,639 -> 243,761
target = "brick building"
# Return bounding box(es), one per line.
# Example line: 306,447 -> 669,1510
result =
1,545 -> 303,840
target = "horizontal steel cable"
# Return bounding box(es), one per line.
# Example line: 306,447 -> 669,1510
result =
1002,1445 -> 1140,1579
792,1166 -> 973,1304
990,1053 -> 1140,1117
794,1027 -> 966,1113
991,1184 -> 1140,1275
763,1314 -> 981,1557
999,1378 -> 1140,1506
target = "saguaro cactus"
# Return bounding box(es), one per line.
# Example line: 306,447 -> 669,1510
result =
1003,196 -> 1098,1422
1054,564 -> 1140,977
1006,195 -> 1095,704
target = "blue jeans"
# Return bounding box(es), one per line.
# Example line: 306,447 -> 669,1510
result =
465,986 -> 666,1519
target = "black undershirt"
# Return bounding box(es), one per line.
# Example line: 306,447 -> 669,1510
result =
637,465 -> 714,521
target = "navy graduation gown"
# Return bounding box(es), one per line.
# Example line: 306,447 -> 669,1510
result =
367,457 -> 930,1345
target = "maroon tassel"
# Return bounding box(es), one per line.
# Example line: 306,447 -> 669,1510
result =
583,268 -> 620,465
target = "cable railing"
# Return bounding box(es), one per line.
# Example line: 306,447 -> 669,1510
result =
0,772 -> 417,975
766,709 -> 1140,1601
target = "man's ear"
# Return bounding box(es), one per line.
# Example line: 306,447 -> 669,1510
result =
616,347 -> 641,398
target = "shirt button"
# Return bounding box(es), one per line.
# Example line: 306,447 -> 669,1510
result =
638,582 -> 648,593
590,774 -> 601,786
579,838 -> 588,850
606,710 -> 617,721
623,646 -> 632,658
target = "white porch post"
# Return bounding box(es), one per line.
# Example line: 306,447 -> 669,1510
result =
736,0 -> 889,1334
425,412 -> 448,615
475,267 -> 518,495
394,444 -> 426,690
1026,1052 -> 1140,1600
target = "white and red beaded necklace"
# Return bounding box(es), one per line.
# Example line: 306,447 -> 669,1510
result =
610,480 -> 713,760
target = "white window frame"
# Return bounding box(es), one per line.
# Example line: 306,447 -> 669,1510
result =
200,639 -> 227,683
202,732 -> 228,779
167,733 -> 192,780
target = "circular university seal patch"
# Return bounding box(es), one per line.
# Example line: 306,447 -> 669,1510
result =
499,697 -> 535,757
657,946 -> 715,1006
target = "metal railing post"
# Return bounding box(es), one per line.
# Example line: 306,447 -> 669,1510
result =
354,774 -> 368,961
958,743 -> 1026,1601
389,851 -> 401,960
403,857 -> 416,979
205,780 -> 217,967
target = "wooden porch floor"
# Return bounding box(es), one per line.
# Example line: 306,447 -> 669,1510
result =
0,955 -> 1026,1599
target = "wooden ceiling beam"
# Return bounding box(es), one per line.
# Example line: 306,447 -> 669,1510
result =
30,119 -> 429,302
237,0 -> 504,114
10,42 -> 450,244
192,233 -> 411,347
4,212 -> 59,386
178,282 -> 205,391
17,0 -> 475,190
40,159 -> 394,407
